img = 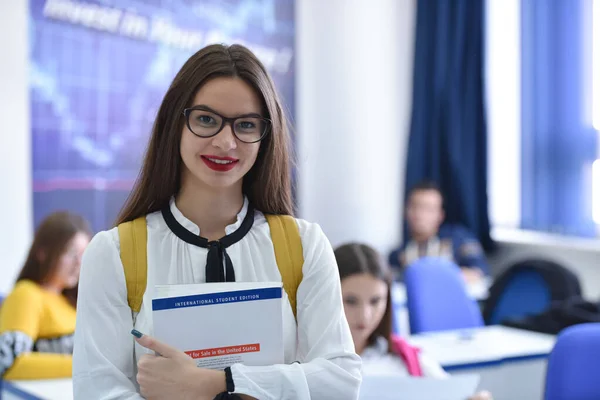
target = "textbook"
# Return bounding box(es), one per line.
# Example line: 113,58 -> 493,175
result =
152,281 -> 284,370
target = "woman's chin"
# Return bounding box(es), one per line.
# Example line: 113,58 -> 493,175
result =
188,170 -> 244,191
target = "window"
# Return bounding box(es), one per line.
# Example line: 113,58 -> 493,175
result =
487,0 -> 598,237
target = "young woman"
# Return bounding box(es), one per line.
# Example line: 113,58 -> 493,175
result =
72,44 -> 360,400
0,211 -> 91,379
335,243 -> 492,400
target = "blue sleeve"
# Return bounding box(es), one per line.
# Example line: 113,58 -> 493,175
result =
388,247 -> 403,269
451,226 -> 489,275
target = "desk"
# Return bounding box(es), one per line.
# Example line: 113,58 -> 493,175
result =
1,379 -> 72,400
392,277 -> 491,335
409,326 -> 556,400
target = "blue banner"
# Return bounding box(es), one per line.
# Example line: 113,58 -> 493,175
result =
29,0 -> 295,232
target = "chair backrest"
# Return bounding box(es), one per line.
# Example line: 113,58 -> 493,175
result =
483,259 -> 581,325
544,323 -> 600,400
404,257 -> 484,334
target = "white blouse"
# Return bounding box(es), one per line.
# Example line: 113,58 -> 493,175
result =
72,198 -> 361,400
360,337 -> 448,379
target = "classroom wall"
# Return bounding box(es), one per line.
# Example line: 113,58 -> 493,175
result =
0,1 -> 31,294
0,0 -> 415,292
296,0 -> 415,254
0,0 -> 597,298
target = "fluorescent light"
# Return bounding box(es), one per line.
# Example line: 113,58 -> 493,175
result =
594,0 -> 600,130
594,160 -> 600,224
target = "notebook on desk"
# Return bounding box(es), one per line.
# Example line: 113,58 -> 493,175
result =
359,374 -> 480,400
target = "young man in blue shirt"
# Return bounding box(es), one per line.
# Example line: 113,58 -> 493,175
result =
389,182 -> 489,282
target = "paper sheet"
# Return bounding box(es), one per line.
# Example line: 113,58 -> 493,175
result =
359,374 -> 481,400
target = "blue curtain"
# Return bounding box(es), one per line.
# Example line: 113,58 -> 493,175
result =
521,0 -> 597,237
405,0 -> 493,250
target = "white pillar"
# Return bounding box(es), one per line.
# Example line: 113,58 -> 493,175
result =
296,0 -> 416,254
0,1 -> 32,293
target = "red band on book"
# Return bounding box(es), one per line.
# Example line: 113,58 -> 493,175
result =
185,343 -> 261,359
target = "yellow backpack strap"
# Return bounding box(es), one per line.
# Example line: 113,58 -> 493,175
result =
117,217 -> 148,313
266,214 -> 304,321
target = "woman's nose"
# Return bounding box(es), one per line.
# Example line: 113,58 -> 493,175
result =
211,123 -> 237,151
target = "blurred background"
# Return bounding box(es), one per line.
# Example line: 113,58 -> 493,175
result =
1,0 -> 599,297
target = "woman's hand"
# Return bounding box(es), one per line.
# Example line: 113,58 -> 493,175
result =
133,330 -> 226,400
460,267 -> 484,284
469,390 -> 493,400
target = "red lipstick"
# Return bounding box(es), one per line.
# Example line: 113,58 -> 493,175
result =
201,155 -> 239,172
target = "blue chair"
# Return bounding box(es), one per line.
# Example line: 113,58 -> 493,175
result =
544,323 -> 600,400
483,259 -> 581,326
404,257 -> 484,334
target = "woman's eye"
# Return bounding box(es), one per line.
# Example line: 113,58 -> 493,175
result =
235,119 -> 260,133
238,121 -> 255,129
370,297 -> 382,306
344,297 -> 358,306
197,115 -> 216,125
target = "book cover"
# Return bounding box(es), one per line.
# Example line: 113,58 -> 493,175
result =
152,281 -> 284,370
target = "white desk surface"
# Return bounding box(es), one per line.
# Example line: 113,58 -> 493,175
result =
409,325 -> 556,370
3,378 -> 72,400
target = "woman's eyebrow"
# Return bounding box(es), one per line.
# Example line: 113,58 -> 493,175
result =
190,104 -> 263,118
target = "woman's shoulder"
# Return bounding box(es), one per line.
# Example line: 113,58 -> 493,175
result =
255,212 -> 334,277
87,226 -> 120,253
258,213 -> 327,245
12,279 -> 41,292
256,212 -> 321,232
8,280 -> 45,301
258,213 -> 331,257
80,228 -> 123,278
293,217 -> 327,245
0,281 -> 45,328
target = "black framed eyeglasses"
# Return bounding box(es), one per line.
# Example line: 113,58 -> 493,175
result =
183,106 -> 271,144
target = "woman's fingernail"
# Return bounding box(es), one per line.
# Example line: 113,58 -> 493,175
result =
131,329 -> 143,338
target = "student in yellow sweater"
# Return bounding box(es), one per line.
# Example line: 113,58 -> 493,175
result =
0,211 -> 91,380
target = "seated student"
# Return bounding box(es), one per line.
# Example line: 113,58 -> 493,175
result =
0,211 -> 91,379
335,242 -> 492,400
389,181 -> 489,282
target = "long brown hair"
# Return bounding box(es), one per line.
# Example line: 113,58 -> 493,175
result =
116,44 -> 293,225
17,211 -> 92,307
334,243 -> 394,353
